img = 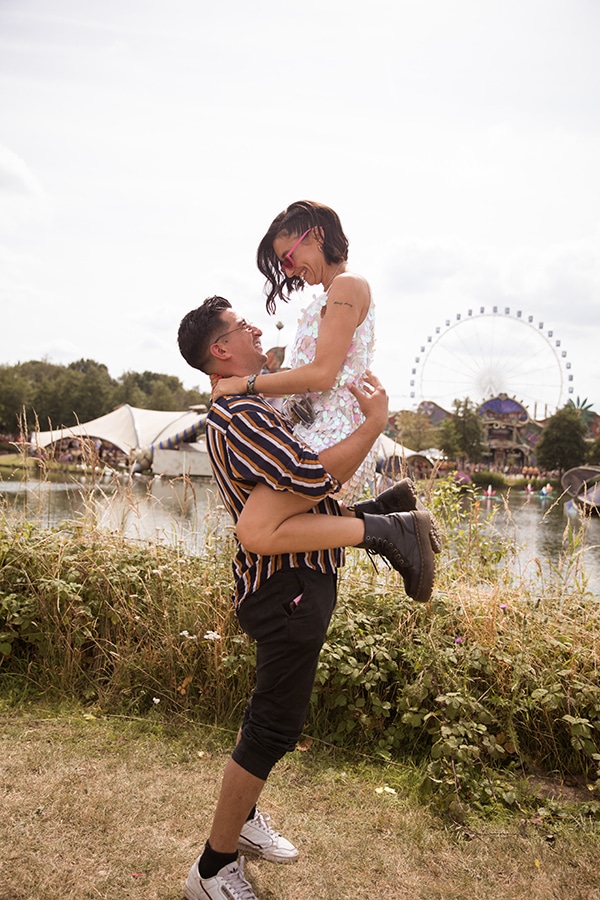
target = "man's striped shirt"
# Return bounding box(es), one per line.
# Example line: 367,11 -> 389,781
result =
207,394 -> 344,607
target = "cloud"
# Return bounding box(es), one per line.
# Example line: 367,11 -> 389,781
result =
0,144 -> 49,231
380,241 -> 463,292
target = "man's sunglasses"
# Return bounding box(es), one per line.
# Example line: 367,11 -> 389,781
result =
212,319 -> 254,344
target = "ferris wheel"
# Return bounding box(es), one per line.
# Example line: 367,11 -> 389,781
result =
409,306 -> 574,418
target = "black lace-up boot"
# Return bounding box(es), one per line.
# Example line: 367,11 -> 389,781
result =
359,510 -> 435,602
353,478 -> 418,516
353,480 -> 443,554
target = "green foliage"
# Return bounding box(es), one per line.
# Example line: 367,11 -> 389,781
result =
0,517 -> 251,721
436,417 -> 460,460
114,370 -> 208,412
389,410 -> 438,450
566,396 -> 596,428
436,398 -> 484,464
1,479 -> 599,817
308,538 -> 600,811
587,435 -> 600,465
468,470 -> 507,490
535,405 -> 587,473
0,360 -> 209,432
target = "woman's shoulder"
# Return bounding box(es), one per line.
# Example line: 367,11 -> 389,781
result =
334,270 -> 370,296
334,270 -> 370,291
329,271 -> 372,315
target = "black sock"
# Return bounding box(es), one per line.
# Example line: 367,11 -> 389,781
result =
198,840 -> 238,879
246,805 -> 256,821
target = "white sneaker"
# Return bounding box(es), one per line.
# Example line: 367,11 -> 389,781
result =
184,855 -> 257,900
237,809 -> 298,863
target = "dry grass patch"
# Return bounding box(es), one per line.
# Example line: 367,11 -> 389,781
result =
1,707 -> 599,900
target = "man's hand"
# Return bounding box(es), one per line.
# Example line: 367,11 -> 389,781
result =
318,370 -> 389,485
348,370 -> 389,436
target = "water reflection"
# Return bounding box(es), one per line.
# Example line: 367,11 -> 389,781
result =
1,472 -> 599,594
0,471 -> 222,554
475,488 -> 600,595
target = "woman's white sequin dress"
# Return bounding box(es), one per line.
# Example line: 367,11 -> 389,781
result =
285,291 -> 377,504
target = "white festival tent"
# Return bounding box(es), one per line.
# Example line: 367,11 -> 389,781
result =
375,434 -> 441,474
31,404 -> 207,457
31,405 -> 437,477
376,433 -> 418,462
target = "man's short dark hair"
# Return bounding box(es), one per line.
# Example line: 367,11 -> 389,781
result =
178,295 -> 232,372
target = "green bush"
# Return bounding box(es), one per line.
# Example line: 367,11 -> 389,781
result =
0,517 -> 253,721
308,564 -> 600,810
469,470 -> 507,490
1,478 -> 599,813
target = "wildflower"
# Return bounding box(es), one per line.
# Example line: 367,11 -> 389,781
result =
203,630 -> 222,641
152,697 -> 160,704
455,636 -> 463,643
500,603 -> 507,613
180,630 -> 198,640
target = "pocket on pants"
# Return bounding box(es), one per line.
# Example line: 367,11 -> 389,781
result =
237,570 -> 304,641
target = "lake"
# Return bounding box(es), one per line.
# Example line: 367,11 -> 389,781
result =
474,489 -> 600,596
0,471 -> 222,553
1,471 -> 599,596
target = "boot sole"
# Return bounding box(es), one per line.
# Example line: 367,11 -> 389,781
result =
415,500 -> 443,554
388,478 -> 419,510
406,510 -> 435,602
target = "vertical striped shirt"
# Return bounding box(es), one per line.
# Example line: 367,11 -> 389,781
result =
207,394 -> 345,607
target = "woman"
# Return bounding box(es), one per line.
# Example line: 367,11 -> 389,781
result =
212,200 -> 439,556
213,200 -> 376,501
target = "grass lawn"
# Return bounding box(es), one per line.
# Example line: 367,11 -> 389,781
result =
1,703 -> 598,900
0,453 -> 41,470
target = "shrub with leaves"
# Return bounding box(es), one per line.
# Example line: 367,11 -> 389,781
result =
1,477 -> 599,814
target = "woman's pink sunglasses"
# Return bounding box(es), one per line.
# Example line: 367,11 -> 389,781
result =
280,228 -> 313,271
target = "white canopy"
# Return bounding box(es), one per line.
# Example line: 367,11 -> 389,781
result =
31,404 -> 207,455
376,433 -> 418,460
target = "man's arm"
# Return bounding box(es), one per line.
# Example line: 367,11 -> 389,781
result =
318,371 -> 388,485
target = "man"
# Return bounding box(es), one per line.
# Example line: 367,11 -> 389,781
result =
177,296 -> 435,900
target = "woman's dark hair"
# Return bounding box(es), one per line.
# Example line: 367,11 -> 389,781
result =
257,200 -> 350,314
177,295 -> 231,372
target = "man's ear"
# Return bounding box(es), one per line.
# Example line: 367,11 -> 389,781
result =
209,342 -> 230,362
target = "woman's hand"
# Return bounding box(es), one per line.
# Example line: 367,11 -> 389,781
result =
212,375 -> 250,401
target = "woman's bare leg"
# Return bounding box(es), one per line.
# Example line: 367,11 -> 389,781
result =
235,483 -> 363,555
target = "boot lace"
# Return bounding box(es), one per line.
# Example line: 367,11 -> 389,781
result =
367,536 -> 407,569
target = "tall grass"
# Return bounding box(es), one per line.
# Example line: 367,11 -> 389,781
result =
0,473 -> 599,814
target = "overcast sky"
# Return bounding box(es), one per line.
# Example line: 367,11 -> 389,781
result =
1,0 -> 599,415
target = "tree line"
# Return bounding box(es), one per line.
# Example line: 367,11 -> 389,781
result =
0,359 -> 211,436
3,358 -> 599,473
